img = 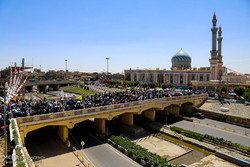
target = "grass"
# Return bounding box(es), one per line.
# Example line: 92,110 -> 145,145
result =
63,86 -> 95,95
33,93 -> 49,98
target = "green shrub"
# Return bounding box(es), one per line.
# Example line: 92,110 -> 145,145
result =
16,147 -> 25,167
110,135 -> 172,166
170,126 -> 204,141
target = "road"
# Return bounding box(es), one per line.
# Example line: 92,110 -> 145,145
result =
25,93 -> 41,100
192,117 -> 250,136
171,119 -> 250,147
69,124 -> 141,167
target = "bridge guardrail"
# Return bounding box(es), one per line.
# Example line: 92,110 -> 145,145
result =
72,146 -> 94,167
10,119 -> 34,167
16,94 -> 207,125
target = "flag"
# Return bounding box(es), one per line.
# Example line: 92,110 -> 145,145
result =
77,95 -> 82,100
13,96 -> 17,103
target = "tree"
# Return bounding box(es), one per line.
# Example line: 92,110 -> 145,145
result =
168,84 -> 173,88
234,86 -> 246,97
242,88 -> 250,101
161,84 -> 167,90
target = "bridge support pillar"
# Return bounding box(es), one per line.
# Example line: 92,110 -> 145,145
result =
95,118 -> 105,134
144,109 -> 156,121
58,126 -> 69,146
165,105 -> 180,116
37,85 -> 46,93
19,131 -> 25,146
122,113 -> 134,126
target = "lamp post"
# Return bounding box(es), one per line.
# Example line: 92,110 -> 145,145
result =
106,58 -> 110,75
65,59 -> 67,80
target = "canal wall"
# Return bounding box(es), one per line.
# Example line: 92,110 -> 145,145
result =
215,152 -> 250,167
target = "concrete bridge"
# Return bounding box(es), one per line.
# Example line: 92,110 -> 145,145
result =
25,80 -> 76,92
16,94 -> 207,145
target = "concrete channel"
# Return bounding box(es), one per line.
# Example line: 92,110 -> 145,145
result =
156,133 -> 211,165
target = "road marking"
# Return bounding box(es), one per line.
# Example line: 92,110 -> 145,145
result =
207,123 -> 216,127
224,127 -> 235,132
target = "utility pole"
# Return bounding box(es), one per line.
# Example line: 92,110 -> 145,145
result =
106,58 -> 110,75
65,59 -> 67,80
226,78 -> 229,98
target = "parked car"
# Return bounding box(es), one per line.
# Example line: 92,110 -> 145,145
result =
193,113 -> 205,119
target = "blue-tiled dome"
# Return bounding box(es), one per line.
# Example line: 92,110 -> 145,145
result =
171,49 -> 191,69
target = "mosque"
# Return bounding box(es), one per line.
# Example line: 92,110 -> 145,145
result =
124,13 -> 249,90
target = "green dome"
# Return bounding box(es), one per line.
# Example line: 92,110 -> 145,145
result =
171,49 -> 191,69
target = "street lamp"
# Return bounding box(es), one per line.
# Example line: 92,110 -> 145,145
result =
106,58 -> 110,75
65,59 -> 67,80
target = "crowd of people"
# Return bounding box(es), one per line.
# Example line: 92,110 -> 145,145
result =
0,88 -> 200,132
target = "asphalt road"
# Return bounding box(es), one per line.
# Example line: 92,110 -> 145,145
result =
25,93 -> 41,100
69,124 -> 141,167
192,117 -> 250,136
171,119 -> 250,147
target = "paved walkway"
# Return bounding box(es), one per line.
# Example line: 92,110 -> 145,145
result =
39,152 -> 85,167
190,155 -> 240,167
200,100 -> 250,119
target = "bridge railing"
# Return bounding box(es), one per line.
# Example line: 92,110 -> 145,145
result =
10,119 -> 34,167
16,94 -> 207,124
72,146 -> 94,167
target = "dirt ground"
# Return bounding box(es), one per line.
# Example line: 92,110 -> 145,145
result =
133,135 -> 190,160
189,155 -> 240,167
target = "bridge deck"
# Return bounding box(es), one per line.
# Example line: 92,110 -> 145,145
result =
16,94 -> 207,127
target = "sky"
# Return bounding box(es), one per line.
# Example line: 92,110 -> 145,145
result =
0,0 -> 249,74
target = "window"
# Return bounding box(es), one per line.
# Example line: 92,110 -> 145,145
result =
180,75 -> 183,84
192,74 -> 195,80
200,74 -> 203,81
207,74 -> 209,81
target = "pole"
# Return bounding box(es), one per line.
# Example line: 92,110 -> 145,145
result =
106,58 -> 110,75
65,59 -> 67,80
3,85 -> 7,165
226,79 -> 229,98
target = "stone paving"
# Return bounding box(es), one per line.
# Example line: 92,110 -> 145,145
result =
200,100 -> 250,119
190,155 -> 240,167
133,135 -> 190,160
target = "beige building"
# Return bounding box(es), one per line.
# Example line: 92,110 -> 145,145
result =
124,13 -> 249,90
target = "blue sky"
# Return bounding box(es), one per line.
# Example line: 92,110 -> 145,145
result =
0,0 -> 249,74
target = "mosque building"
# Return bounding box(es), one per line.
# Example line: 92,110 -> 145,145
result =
124,13 -> 249,90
